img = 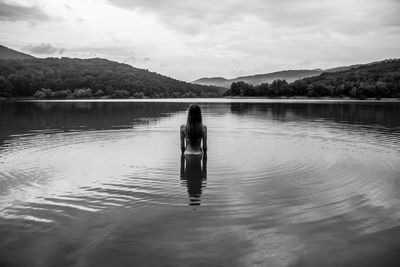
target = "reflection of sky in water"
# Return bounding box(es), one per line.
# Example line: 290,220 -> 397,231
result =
0,101 -> 400,266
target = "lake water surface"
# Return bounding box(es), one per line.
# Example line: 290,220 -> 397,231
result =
1,100 -> 400,266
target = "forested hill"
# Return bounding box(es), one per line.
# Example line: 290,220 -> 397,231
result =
0,57 -> 223,98
0,45 -> 35,60
225,59 -> 400,98
291,59 -> 400,98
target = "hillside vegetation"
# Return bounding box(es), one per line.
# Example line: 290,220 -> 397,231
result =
224,59 -> 400,98
0,58 -> 222,99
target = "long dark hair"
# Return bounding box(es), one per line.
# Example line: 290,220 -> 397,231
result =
185,104 -> 203,143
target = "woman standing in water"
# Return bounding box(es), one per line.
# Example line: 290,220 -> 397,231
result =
180,104 -> 207,155
180,104 -> 207,206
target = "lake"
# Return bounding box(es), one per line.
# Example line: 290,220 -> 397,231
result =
1,99 -> 400,267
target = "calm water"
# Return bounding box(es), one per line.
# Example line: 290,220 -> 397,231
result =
1,100 -> 400,267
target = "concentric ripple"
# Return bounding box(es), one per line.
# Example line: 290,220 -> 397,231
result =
1,101 -> 400,266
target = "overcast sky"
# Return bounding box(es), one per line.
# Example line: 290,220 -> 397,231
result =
1,0 -> 399,81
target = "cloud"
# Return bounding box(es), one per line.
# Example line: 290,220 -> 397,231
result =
124,56 -> 151,64
125,56 -> 137,63
107,0 -> 243,34
107,0 -> 400,35
23,43 -> 66,55
0,1 -> 49,22
1,0 -> 398,81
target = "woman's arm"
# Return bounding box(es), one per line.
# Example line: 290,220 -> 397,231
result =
180,154 -> 185,176
180,124 -> 186,153
203,125 -> 207,153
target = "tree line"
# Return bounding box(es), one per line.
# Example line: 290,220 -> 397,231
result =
1,57 -> 399,99
0,58 -> 222,99
224,59 -> 400,98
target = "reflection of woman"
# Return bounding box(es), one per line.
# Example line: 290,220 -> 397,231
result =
180,154 -> 207,206
180,104 -> 207,155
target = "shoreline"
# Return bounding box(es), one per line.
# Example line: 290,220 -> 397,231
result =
1,96 -> 400,103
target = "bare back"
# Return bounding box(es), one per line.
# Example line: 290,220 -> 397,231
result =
180,124 -> 207,155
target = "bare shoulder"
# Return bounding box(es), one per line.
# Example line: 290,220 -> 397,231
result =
180,124 -> 186,132
203,125 -> 207,132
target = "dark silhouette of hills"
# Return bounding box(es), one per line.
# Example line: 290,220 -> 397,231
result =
0,45 -> 35,59
1,44 -> 397,99
0,45 -> 222,98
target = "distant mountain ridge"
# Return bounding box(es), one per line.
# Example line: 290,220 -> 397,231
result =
0,45 -> 35,59
194,77 -> 229,83
193,65 -> 361,88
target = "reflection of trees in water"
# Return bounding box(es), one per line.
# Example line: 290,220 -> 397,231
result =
230,102 -> 400,127
180,154 -> 207,206
0,102 -> 188,134
0,101 -> 189,148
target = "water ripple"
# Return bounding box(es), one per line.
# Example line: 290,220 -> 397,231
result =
0,104 -> 399,238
